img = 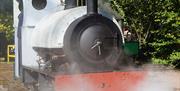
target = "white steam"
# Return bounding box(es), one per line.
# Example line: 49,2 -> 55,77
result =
136,71 -> 175,91
56,64 -> 180,91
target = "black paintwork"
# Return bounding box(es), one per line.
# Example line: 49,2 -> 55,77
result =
87,0 -> 98,14
64,14 -> 123,72
64,0 -> 77,9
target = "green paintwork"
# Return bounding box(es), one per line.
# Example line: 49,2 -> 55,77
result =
123,41 -> 139,56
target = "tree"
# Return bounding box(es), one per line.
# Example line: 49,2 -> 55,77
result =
0,14 -> 14,44
109,0 -> 180,68
0,0 -> 13,14
0,0 -> 13,44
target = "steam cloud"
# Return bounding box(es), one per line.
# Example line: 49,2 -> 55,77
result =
136,71 -> 175,91
56,63 -> 179,91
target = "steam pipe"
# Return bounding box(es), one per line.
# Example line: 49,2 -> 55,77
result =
65,0 -> 77,9
87,0 -> 98,14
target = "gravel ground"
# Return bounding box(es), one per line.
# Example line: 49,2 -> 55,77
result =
0,63 -> 180,91
0,63 -> 27,91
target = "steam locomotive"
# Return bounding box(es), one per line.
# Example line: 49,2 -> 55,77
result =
14,0 -> 144,91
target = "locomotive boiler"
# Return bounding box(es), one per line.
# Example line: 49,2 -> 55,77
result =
31,0 -> 124,72
13,0 -> 145,91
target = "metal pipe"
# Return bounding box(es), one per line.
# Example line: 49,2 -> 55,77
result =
17,12 -> 23,78
87,0 -> 98,14
64,0 -> 77,9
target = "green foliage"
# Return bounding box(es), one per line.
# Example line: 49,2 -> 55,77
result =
152,58 -> 170,65
170,52 -> 180,61
152,52 -> 180,68
109,0 -> 180,68
0,0 -> 13,44
0,14 -> 14,43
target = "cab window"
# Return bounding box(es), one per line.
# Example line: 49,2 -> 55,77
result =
77,0 -> 86,6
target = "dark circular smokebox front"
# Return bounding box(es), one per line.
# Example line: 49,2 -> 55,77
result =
63,14 -> 123,71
